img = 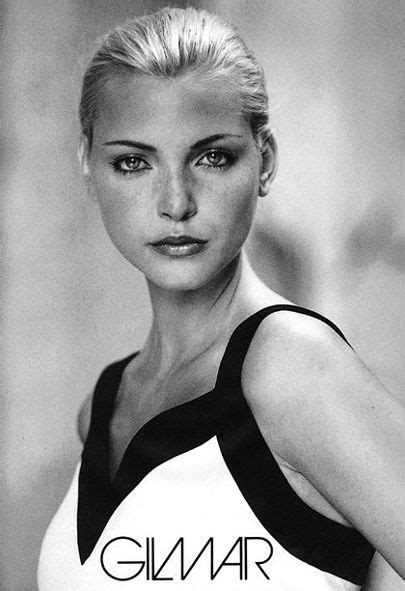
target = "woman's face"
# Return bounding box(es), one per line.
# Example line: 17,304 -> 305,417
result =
83,73 -> 269,291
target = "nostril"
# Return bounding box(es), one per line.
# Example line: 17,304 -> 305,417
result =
158,192 -> 197,221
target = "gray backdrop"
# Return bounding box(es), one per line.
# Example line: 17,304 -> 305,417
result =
1,0 -> 404,588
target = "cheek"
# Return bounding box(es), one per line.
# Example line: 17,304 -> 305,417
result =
91,176 -> 148,249
211,173 -> 259,240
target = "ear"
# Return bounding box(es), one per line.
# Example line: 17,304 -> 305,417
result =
78,134 -> 97,201
78,133 -> 91,180
258,168 -> 271,197
258,136 -> 278,197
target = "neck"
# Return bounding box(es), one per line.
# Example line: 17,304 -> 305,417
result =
143,252 -> 256,371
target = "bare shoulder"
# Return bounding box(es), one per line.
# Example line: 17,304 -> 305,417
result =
242,307 -> 361,402
241,308 -> 389,464
77,392 -> 93,444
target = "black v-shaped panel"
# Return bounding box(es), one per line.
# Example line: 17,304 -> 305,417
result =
77,305 -> 374,585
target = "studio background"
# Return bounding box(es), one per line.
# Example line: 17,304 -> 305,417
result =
1,1 -> 404,589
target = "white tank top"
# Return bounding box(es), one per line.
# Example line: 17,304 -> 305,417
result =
38,306 -> 374,590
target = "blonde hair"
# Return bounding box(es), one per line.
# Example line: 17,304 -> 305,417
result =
80,6 -> 277,177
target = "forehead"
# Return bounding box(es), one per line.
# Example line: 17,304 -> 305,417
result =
93,72 -> 249,144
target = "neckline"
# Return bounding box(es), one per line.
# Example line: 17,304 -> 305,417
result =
90,304 -> 346,490
106,370 -> 217,487
101,311 -> 239,485
100,303 -> 343,487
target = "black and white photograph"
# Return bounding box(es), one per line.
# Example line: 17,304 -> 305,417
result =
1,1 -> 404,589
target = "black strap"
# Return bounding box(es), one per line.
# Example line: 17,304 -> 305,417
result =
215,304 -> 349,392
88,352 -> 138,440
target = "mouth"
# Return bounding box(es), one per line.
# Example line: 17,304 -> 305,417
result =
148,235 -> 208,257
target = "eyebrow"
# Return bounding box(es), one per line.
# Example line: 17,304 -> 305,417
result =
103,140 -> 157,152
190,134 -> 244,150
103,134 -> 243,152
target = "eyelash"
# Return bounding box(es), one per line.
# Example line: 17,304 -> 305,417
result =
109,149 -> 235,176
109,155 -> 151,176
196,150 -> 234,170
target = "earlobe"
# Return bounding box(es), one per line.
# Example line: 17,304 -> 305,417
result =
259,170 -> 271,197
258,138 -> 278,197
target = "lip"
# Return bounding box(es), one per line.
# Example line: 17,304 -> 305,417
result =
148,235 -> 208,257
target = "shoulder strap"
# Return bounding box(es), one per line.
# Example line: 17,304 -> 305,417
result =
88,352 -> 138,438
214,304 -> 349,392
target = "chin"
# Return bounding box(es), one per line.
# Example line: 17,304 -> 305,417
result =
143,256 -> 235,293
147,268 -> 215,292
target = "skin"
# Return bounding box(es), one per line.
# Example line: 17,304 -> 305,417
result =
79,72 -> 405,588
84,74 -> 266,293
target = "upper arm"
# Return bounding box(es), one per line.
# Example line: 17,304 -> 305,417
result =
77,392 -> 92,444
242,311 -> 405,579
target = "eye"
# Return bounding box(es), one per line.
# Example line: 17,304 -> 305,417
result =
196,150 -> 232,170
110,155 -> 151,175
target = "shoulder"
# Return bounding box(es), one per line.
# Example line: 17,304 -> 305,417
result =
77,392 -> 92,444
242,307 -> 356,393
241,308 -> 371,463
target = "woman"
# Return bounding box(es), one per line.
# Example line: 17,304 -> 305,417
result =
38,7 -> 405,590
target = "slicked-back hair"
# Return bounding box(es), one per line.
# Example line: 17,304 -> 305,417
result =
80,6 -> 277,178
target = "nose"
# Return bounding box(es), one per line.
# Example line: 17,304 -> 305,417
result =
157,168 -> 197,221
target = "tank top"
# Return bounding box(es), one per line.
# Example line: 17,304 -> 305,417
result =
38,305 -> 374,590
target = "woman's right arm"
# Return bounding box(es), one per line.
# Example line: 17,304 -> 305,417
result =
77,393 -> 92,444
